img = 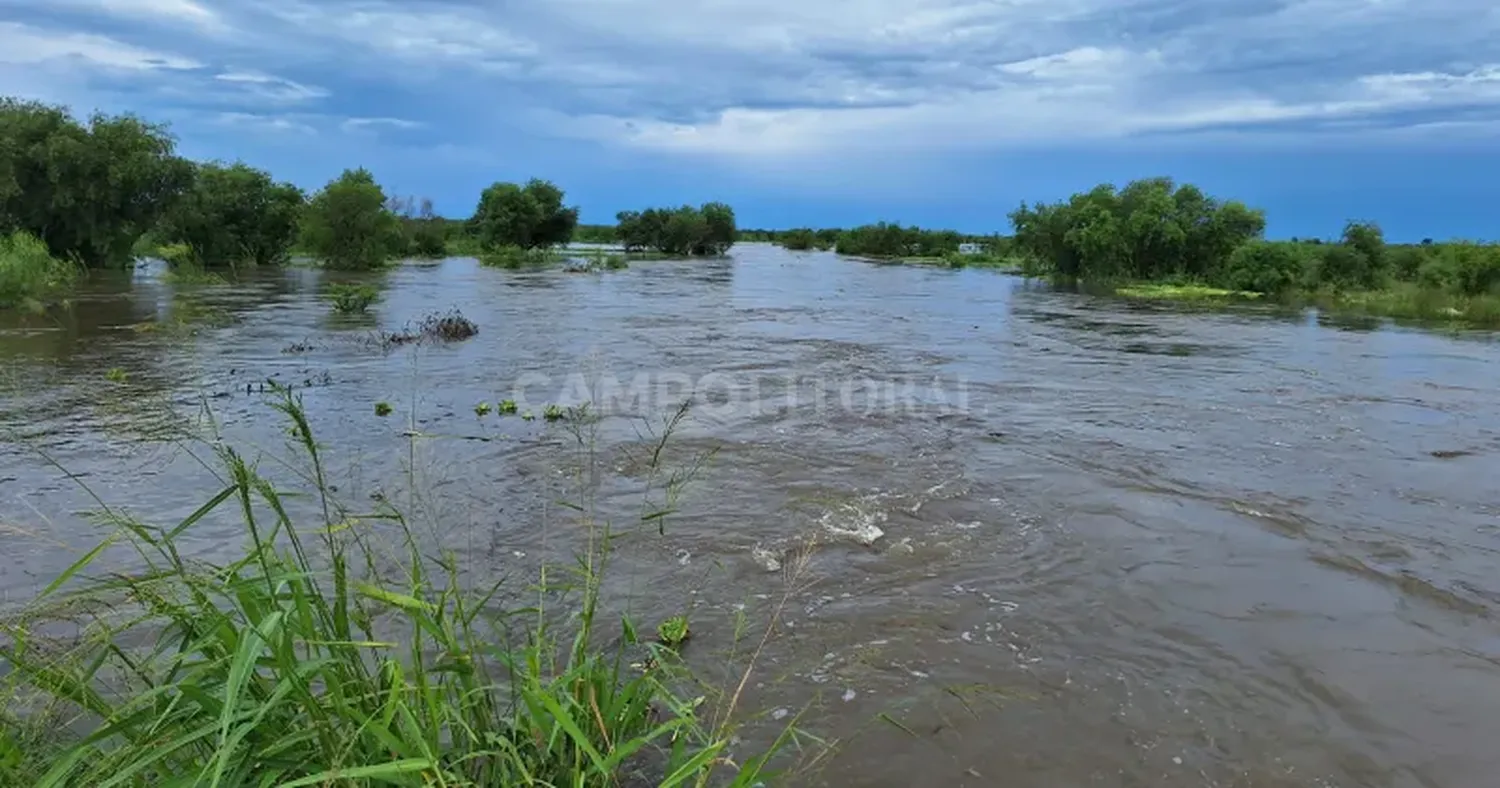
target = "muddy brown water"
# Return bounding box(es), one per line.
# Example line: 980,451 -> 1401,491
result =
3,245 -> 1500,787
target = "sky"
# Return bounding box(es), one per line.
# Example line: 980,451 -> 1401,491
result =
0,0 -> 1496,240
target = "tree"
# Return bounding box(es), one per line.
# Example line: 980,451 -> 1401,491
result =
299,168 -> 403,270
614,203 -> 739,256
780,228 -> 816,250
698,202 -> 737,255
471,179 -> 578,250
0,98 -> 193,267
1008,177 -> 1265,282
158,162 -> 304,266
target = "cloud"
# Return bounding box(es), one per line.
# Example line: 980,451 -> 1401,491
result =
0,21 -> 200,70
2,0 -> 1498,172
341,117 -> 424,132
214,70 -> 328,103
212,111 -> 316,135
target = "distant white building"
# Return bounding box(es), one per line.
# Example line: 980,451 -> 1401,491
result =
958,243 -> 985,255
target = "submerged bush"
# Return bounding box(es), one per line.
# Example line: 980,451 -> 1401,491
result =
478,245 -> 559,269
0,231 -> 77,309
417,309 -> 478,341
325,282 -> 381,313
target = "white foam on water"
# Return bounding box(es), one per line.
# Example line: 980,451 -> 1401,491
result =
820,500 -> 887,546
750,545 -> 782,572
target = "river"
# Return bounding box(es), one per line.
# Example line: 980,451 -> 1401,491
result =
3,244 -> 1499,787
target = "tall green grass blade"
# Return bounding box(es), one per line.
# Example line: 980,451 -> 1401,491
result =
39,532 -> 117,599
277,758 -> 437,787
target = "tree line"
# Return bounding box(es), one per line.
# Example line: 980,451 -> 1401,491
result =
0,98 -> 739,306
1007,177 -> 1500,299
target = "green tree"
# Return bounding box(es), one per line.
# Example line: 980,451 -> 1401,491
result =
614,203 -> 739,256
697,201 -> 737,255
1009,178 -> 1265,282
471,179 -> 578,250
1340,221 -> 1386,274
299,168 -> 403,270
0,98 -> 193,267
158,162 -> 304,267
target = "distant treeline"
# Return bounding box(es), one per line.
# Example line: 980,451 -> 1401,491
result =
0,97 -> 739,306
6,97 -> 1497,321
1007,177 -> 1500,301
743,226 -> 1005,257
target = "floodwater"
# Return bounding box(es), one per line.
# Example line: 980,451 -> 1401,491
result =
3,244 -> 1500,787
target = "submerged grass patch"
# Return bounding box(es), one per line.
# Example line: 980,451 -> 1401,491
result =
1113,283 -> 1263,301
0,390 -> 801,787
477,246 -> 563,269
325,282 -> 381,314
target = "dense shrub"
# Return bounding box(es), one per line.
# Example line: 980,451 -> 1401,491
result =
1427,243 -> 1500,295
1221,241 -> 1310,294
1313,244 -> 1380,290
835,223 -> 961,258
780,228 -> 816,251
157,162 -> 304,267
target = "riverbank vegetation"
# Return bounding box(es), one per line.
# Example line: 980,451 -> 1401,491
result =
1010,177 -> 1500,324
0,392 -> 795,787
156,162 -> 306,268
0,231 -> 78,310
0,99 -> 193,270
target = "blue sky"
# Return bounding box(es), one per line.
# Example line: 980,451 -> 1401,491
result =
1,0 -> 1496,240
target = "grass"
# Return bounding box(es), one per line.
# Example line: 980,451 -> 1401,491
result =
1315,284 -> 1500,327
0,389 -> 802,787
325,283 -> 381,314
478,246 -> 564,269
1113,283 -> 1263,301
0,231 -> 79,311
